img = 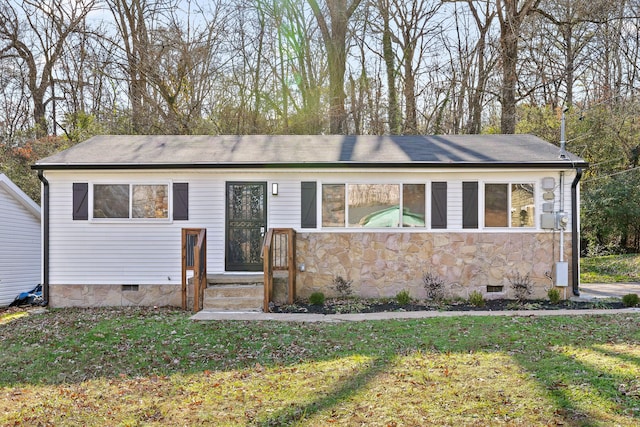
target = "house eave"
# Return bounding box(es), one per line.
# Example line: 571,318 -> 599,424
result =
32,160 -> 589,171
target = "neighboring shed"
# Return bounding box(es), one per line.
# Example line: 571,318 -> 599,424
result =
32,135 -> 588,309
0,174 -> 41,306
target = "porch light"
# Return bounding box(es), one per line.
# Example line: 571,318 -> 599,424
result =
272,183 -> 278,195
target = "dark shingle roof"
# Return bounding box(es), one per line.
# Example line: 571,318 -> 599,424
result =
33,134 -> 588,170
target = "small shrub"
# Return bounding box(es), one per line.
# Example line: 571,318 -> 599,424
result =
548,288 -> 561,304
510,272 -> 533,302
423,271 -> 445,301
309,292 -> 325,306
334,300 -> 368,314
332,276 -> 353,298
622,293 -> 639,307
396,290 -> 411,306
468,290 -> 485,307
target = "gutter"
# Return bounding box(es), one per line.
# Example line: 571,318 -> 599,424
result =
37,170 -> 49,305
32,160 -> 589,171
571,168 -> 584,296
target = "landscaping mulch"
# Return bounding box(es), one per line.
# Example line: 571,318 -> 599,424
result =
272,298 -> 626,315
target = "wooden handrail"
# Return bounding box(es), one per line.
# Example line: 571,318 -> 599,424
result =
262,228 -> 296,312
193,229 -> 207,313
182,228 -> 207,312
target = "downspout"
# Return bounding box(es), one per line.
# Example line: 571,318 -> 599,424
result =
571,168 -> 583,296
37,170 -> 49,305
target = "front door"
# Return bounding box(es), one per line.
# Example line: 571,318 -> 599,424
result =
225,182 -> 267,271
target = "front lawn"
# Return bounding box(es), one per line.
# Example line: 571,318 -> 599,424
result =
581,253 -> 640,283
1,307 -> 639,426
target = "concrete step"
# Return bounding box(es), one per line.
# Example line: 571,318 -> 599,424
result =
202,296 -> 263,312
203,284 -> 263,311
205,284 -> 263,299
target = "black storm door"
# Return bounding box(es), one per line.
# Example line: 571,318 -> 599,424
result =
225,182 -> 267,271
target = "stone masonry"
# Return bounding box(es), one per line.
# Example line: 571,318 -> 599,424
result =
295,232 -> 573,300
49,284 -> 181,308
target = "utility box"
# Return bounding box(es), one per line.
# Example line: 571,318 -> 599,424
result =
541,177 -> 555,190
541,213 -> 556,229
554,261 -> 569,287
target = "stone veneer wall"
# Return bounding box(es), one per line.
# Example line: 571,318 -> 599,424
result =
49,284 -> 181,308
295,232 -> 573,300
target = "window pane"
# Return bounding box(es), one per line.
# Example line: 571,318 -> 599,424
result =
485,184 -> 508,227
403,184 -> 425,227
348,184 -> 400,227
93,184 -> 129,218
511,183 -> 535,227
133,185 -> 168,218
322,184 -> 345,227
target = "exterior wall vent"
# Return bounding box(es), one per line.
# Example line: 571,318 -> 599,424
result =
122,284 -> 139,292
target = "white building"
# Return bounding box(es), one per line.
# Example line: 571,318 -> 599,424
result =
33,135 -> 588,308
0,174 -> 41,306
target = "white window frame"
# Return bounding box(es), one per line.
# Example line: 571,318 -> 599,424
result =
482,181 -> 536,229
89,181 -> 172,222
320,181 -> 429,230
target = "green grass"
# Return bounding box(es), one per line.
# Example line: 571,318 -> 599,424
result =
581,253 -> 640,283
1,307 -> 639,426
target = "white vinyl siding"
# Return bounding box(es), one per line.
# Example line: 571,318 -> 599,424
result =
447,181 -> 463,229
268,180 -> 300,229
0,180 -> 41,306
43,168 -> 578,285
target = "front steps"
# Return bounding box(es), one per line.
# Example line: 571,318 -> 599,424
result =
202,274 -> 264,312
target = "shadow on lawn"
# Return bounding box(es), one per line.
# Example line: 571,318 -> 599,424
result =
1,308 -> 638,425
512,344 -> 640,425
252,357 -> 391,426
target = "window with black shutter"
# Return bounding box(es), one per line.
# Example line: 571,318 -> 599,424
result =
173,183 -> 189,221
431,182 -> 447,229
72,183 -> 88,220
301,182 -> 317,228
462,182 -> 478,229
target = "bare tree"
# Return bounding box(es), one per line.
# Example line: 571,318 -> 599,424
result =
495,0 -> 541,134
0,60 -> 31,141
107,0 -> 179,133
307,0 -> 363,134
376,0 -> 400,134
0,0 -> 98,137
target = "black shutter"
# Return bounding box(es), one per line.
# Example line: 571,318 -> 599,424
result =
463,182 -> 478,229
173,183 -> 189,220
301,181 -> 317,228
72,183 -> 88,220
431,182 -> 447,229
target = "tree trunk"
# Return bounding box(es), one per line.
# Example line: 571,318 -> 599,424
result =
496,0 -> 541,134
308,0 -> 362,134
403,47 -> 417,134
379,0 -> 400,134
500,27 -> 518,134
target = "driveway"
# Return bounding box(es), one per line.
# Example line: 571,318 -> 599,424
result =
578,282 -> 640,299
